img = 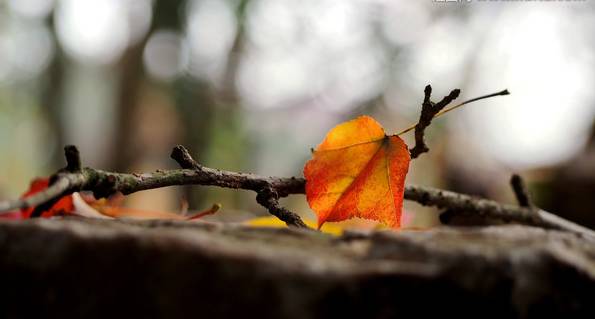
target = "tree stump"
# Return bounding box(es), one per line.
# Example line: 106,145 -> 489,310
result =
0,218 -> 594,318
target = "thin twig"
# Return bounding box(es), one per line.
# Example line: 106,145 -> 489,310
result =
0,145 -> 308,228
256,187 -> 308,228
170,145 -> 307,228
1,145 -> 593,239
396,89 -> 510,136
64,145 -> 82,172
408,85 -> 461,159
405,185 -> 595,239
435,89 -> 510,118
0,176 -> 80,212
170,145 -> 201,170
510,174 -> 534,208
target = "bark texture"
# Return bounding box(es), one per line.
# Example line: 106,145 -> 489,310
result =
0,218 -> 594,319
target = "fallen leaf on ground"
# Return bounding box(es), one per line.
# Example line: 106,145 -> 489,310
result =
304,115 -> 410,229
20,178 -> 74,218
245,216 -> 346,235
5,177 -> 219,221
86,198 -> 221,220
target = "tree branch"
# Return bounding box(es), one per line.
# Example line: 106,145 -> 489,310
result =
409,85 -> 461,159
510,174 -> 534,208
170,145 -> 201,170
1,145 -> 593,239
0,145 -> 308,228
64,145 -> 82,172
256,187 -> 308,229
169,145 -> 307,228
404,185 -> 595,238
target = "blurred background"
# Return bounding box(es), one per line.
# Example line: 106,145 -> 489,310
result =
1,0 -> 595,228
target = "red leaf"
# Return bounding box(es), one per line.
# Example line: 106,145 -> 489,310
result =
20,178 -> 74,218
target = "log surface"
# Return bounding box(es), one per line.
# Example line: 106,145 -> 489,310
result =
0,218 -> 594,318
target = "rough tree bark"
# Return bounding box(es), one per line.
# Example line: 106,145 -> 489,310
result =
0,218 -> 593,319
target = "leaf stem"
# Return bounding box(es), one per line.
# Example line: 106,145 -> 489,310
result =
396,89 -> 510,136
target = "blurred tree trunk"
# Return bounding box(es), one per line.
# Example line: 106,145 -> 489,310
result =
43,14 -> 66,170
111,1 -> 184,172
111,43 -> 147,172
108,0 -> 252,210
173,78 -> 216,207
175,0 -> 251,209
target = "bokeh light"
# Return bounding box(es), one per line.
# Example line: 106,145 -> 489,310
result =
55,0 -> 152,65
143,30 -> 184,81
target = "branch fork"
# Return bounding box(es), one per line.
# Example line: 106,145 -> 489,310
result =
171,145 -> 306,228
409,85 -> 461,159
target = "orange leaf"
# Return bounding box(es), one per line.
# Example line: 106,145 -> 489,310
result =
304,115 -> 410,229
20,178 -> 74,218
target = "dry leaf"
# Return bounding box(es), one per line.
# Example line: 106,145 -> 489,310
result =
304,115 -> 410,228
